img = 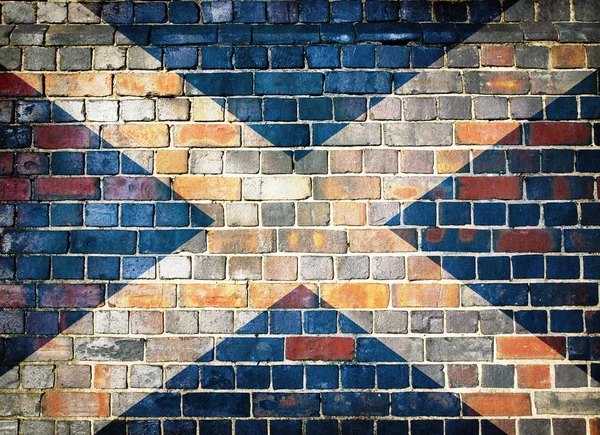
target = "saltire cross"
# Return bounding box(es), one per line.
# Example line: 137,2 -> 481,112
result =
0,0 -> 598,433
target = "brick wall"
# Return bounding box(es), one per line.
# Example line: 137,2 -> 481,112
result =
0,0 -> 599,433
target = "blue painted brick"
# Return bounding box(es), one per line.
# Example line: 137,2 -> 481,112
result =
187,206 -> 215,228
87,151 -> 119,175
116,25 -> 150,45
422,229 -> 490,252
139,230 -> 203,254
236,312 -> 267,334
216,338 -> 284,362
412,365 -> 444,389
267,2 -> 298,23
166,47 -> 198,69
122,203 -> 154,227
465,284 -> 528,306
304,310 -> 336,334
341,420 -> 373,435
17,256 -> 50,280
439,202 -> 470,225
271,421 -> 302,435
531,283 -> 598,306
247,124 -> 309,146
71,230 -> 136,254
334,97 -> 366,121
228,98 -> 262,121
515,310 -> 547,334
577,150 -> 600,172
0,204 -> 15,227
86,204 -> 118,227
470,0 -> 501,22
236,420 -> 266,435
199,421 -> 232,434
270,46 -> 303,69
508,204 -> 539,227
202,1 -> 233,23
50,203 -> 82,227
299,97 -> 332,120
474,203 -> 505,226
547,256 -> 580,279
218,23 -> 251,44
120,393 -> 180,417
325,72 -> 392,94
306,46 -> 340,68
0,257 -> 15,279
306,421 -> 338,435
551,310 -> 584,333
356,338 -> 405,362
403,202 -> 436,226
434,2 -> 467,21
256,72 -> 323,95
541,149 -> 574,173
264,98 -> 297,121
2,230 -> 68,254
391,392 -> 460,417
201,46 -> 233,69
568,337 -> 599,361
478,256 -> 510,280
233,1 -> 266,23
566,229 -> 600,253
377,364 -> 409,389
512,255 -> 544,279
129,421 -> 159,435
201,366 -> 234,389
27,311 -> 58,335
544,202 -> 577,226
299,0 -> 329,22
584,257 -> 600,279
343,45 -> 375,68
321,23 -> 355,44
342,365 -> 375,388
581,96 -> 600,119
156,203 -> 189,227
17,101 -> 50,123
0,126 -> 31,149
166,365 -> 199,389
103,2 -> 134,23
237,366 -> 270,389
586,310 -> 600,333
378,420 -> 409,435
412,47 -> 444,68
272,365 -> 303,389
377,46 -> 410,68
123,256 -> 155,279
164,420 -> 196,435
527,176 -> 594,200
53,256 -> 84,280
322,392 -> 389,416
366,0 -> 399,21
135,2 -> 167,23
402,2 -> 432,21
446,420 -> 479,435
16,203 -> 49,227
331,0 -> 362,22
582,203 -> 600,226
121,154 -> 150,175
169,1 -> 199,23
88,256 -> 120,280
507,149 -> 540,173
253,25 -> 320,44
442,256 -> 475,280
305,365 -> 338,389
547,97 -> 577,120
52,151 -> 84,175
186,72 -> 252,96
473,149 -> 506,174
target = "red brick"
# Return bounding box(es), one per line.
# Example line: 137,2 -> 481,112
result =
463,393 -> 531,416
0,153 -> 14,175
392,284 -> 460,308
0,178 -> 30,200
456,176 -> 523,200
173,124 -> 241,147
494,229 -> 560,252
517,364 -> 551,389
349,229 -> 417,253
321,283 -> 390,308
552,46 -> 586,68
286,337 -> 354,361
497,336 -> 566,360
173,177 -> 241,201
0,73 -> 43,96
526,122 -> 592,146
102,124 -> 169,148
38,284 -> 104,308
104,177 -> 170,201
249,283 -> 318,309
0,285 -> 34,308
313,176 -> 380,200
108,284 -> 176,308
46,73 -> 112,97
456,121 -> 521,145
34,125 -> 99,149
115,73 -> 183,96
482,45 -> 515,67
181,284 -> 247,308
591,419 -> 600,435
34,178 -> 99,200
208,229 -> 276,254
42,392 -> 109,417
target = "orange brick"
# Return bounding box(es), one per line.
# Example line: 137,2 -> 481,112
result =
331,202 -> 367,226
208,229 -> 276,254
383,176 -> 453,200
321,283 -> 389,308
94,365 -> 127,389
173,177 -> 241,200
552,46 -> 586,68
456,121 -> 521,145
0,73 -> 43,96
249,283 -> 318,309
349,229 -> 417,253
173,124 -> 241,147
516,364 -> 551,389
115,73 -> 183,96
313,176 -> 380,200
264,256 -> 298,281
46,73 -> 112,97
497,336 -> 566,360
102,124 -> 169,148
181,284 -> 247,308
42,392 -> 110,417
156,149 -> 188,174
462,393 -> 531,417
407,256 -> 441,281
436,150 -> 470,174
591,419 -> 600,435
392,284 -> 460,307
286,337 -> 354,361
482,45 -> 515,66
279,229 -> 347,254
107,284 -> 176,308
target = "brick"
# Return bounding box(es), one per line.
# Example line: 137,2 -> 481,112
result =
552,46 -> 586,68
286,337 -> 354,361
216,337 -> 283,362
41,392 -> 109,417
39,284 -> 103,308
183,392 -> 249,417
455,121 -> 521,145
253,393 -> 319,418
395,71 -> 461,95
249,283 -> 318,309
427,337 -> 493,362
243,177 -> 311,200
497,337 -> 566,359
332,202 -> 366,226
115,73 -> 183,96
517,365 -> 551,389
0,179 -> 30,201
531,71 -> 597,95
0,285 -> 34,308
45,73 -> 111,97
208,229 -> 275,253
173,124 -> 240,147
107,284 -> 176,308
384,122 -> 452,146
313,123 -> 381,146
456,176 -> 522,200
349,229 -> 416,253
279,229 -> 347,254
392,284 -> 459,308
535,392 -> 600,415
34,125 -> 98,149
146,337 -> 213,363
102,124 -> 169,148
301,256 -> 334,280
321,283 -> 389,308
313,176 -> 380,200
156,150 -> 188,174
264,256 -> 297,281
482,45 -> 515,67
462,393 -> 531,417
179,284 -> 246,308
104,177 -> 169,201
173,177 -> 241,200
494,229 -> 560,253
525,122 -> 591,146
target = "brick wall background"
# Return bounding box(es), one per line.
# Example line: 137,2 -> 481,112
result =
0,0 -> 599,434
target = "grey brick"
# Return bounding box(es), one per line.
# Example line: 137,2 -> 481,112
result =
374,311 -> 408,334
574,0 -> 600,21
426,337 -> 494,362
38,2 -> 67,23
53,99 -> 85,122
395,71 -> 462,94
16,101 -> 50,123
384,122 -> 452,146
515,45 -> 549,69
337,255 -> 369,280
157,98 -> 190,121
413,364 -> 445,387
261,150 -> 293,174
57,421 -> 90,435
401,150 -> 434,173
200,310 -> 234,333
95,46 -> 127,70
96,311 -> 128,334
369,97 -> 402,120
369,202 -> 400,226
0,48 -> 20,70
372,256 -> 405,280
0,367 -> 18,389
439,96 -> 471,120
479,309 -> 513,334
359,337 -> 423,362
165,311 -> 199,334
159,256 -> 192,279
314,123 -> 381,146
46,25 -> 115,45
511,97 -> 543,120
301,256 -> 334,280
340,310 -> 373,333
297,202 -> 330,226
23,47 -> 56,71
587,46 -> 600,68
522,22 -> 558,41
56,364 -> 91,388
21,365 -> 54,389
404,97 -> 437,121
0,26 -> 12,46
87,100 -> 119,122
190,150 -> 223,174
227,203 -> 258,227
194,255 -> 226,280
0,393 -> 40,417
262,202 -> 295,226
122,150 -> 153,174
447,46 -> 479,68
294,150 -> 328,174
555,365 -> 588,388
122,99 -> 154,122
482,364 -> 514,388
538,0 -> 570,21
531,71 -> 597,95
475,96 -> 508,120
518,419 -> 551,435
364,149 -> 398,173
129,46 -> 161,70
446,311 -> 478,333
229,256 -> 262,280
0,312 -> 23,334
68,3 -> 101,22
130,365 -> 162,389
19,421 -> 50,435
225,150 -> 259,174
3,2 -> 36,23
75,337 -> 145,361
412,310 -> 443,334
535,392 -> 600,415
505,0 -> 534,21
0,101 -> 14,123
457,24 -> 523,43
59,47 -> 91,71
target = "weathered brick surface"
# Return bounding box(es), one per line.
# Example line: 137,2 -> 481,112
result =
0,0 -> 598,431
